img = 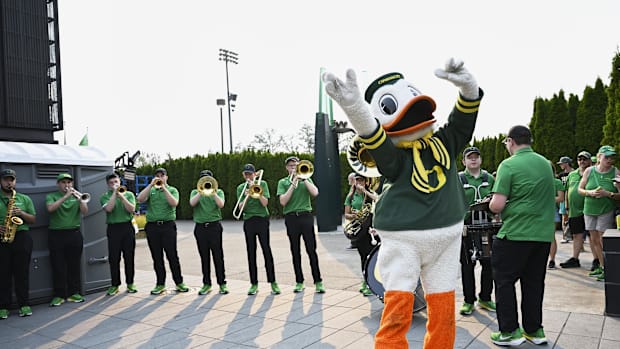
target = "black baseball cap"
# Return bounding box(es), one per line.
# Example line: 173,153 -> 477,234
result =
154,168 -> 167,175
463,146 -> 480,157
199,170 -> 213,178
577,151 -> 592,159
556,156 -> 572,164
1,169 -> 16,179
242,164 -> 255,173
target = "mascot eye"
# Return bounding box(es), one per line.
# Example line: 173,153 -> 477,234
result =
379,95 -> 398,115
408,86 -> 421,96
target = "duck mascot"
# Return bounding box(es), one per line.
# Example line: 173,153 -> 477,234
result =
323,58 -> 482,348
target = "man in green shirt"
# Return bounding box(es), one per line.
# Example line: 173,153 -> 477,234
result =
46,173 -> 89,306
560,151 -> 593,269
488,125 -> 555,346
0,169 -> 36,319
277,156 -> 324,293
235,163 -> 279,296
137,168 -> 188,295
458,146 -> 496,316
100,173 -> 137,296
189,170 -> 228,295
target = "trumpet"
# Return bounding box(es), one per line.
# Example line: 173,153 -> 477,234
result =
153,178 -> 164,189
115,185 -> 127,194
67,187 -> 91,203
197,176 -> 218,196
233,169 -> 264,220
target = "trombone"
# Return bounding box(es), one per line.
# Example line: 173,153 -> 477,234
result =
197,176 -> 218,196
290,160 -> 314,188
233,169 -> 264,220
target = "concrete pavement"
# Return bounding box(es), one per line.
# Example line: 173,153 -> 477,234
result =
0,219 -> 619,348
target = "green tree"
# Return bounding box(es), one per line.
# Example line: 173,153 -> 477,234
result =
603,50 -> 620,147
577,78 -> 608,153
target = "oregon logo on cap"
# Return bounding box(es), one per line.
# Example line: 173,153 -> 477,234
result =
364,72 -> 404,103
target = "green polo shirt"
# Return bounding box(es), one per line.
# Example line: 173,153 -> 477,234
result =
460,169 -> 495,221
191,188 -> 224,223
360,93 -> 482,230
344,191 -> 365,211
492,147 -> 555,242
46,191 -> 81,229
276,177 -> 314,214
144,185 -> 179,222
583,166 -> 618,216
1,191 -> 35,232
100,190 -> 136,224
565,169 -> 585,218
236,181 -> 270,220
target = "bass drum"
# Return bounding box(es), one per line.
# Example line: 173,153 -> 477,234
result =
364,244 -> 426,313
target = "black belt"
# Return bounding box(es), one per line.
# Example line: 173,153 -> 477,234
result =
197,221 -> 221,227
286,211 -> 312,217
150,220 -> 173,225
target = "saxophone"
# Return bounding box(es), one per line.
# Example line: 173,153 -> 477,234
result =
344,202 -> 373,240
1,189 -> 23,244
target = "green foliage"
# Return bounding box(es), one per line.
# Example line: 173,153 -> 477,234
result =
603,50 -> 620,148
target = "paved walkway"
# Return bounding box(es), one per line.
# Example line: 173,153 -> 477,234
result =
1,220 -> 619,348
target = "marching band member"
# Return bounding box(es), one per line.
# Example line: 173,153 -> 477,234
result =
0,169 -> 36,318
137,168 -> 189,295
458,147 -> 496,315
344,173 -> 378,297
190,170 -> 229,295
277,156 -> 324,293
235,164 -> 280,296
100,173 -> 137,295
46,173 -> 88,306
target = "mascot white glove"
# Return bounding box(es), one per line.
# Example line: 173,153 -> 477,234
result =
434,58 -> 479,100
322,69 -> 378,136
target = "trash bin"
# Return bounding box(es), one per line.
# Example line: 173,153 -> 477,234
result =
603,229 -> 620,317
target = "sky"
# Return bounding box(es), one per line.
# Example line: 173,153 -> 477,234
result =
55,0 -> 620,160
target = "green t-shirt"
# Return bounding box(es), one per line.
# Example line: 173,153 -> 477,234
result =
360,95 -> 481,230
46,191 -> 82,229
491,147 -> 556,242
566,169 -> 585,218
100,190 -> 136,224
460,169 -> 495,221
583,166 -> 618,216
236,181 -> 270,219
344,191 -> 365,211
190,188 -> 224,223
1,191 -> 35,232
276,177 -> 314,214
144,185 -> 179,222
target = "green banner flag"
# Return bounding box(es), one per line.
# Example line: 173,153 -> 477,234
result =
79,133 -> 88,146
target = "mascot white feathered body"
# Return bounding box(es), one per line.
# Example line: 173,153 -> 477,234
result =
323,59 -> 482,349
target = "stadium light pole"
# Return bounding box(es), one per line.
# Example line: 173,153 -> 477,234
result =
216,99 -> 226,153
218,49 -> 238,153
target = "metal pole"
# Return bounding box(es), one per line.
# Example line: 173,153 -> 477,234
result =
224,61 -> 233,153
219,107 -> 224,153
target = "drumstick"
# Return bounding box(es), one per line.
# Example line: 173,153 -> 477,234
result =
369,228 -> 378,245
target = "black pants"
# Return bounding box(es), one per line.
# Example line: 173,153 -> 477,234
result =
194,221 -> 226,286
107,222 -> 136,286
0,232 -> 33,308
145,221 -> 183,285
460,235 -> 493,304
355,218 -> 379,272
243,216 -> 275,284
492,238 -> 550,334
49,229 -> 83,298
284,213 -> 322,284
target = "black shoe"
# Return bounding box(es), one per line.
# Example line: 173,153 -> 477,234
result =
591,259 -> 600,271
547,260 -> 556,269
560,257 -> 580,268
